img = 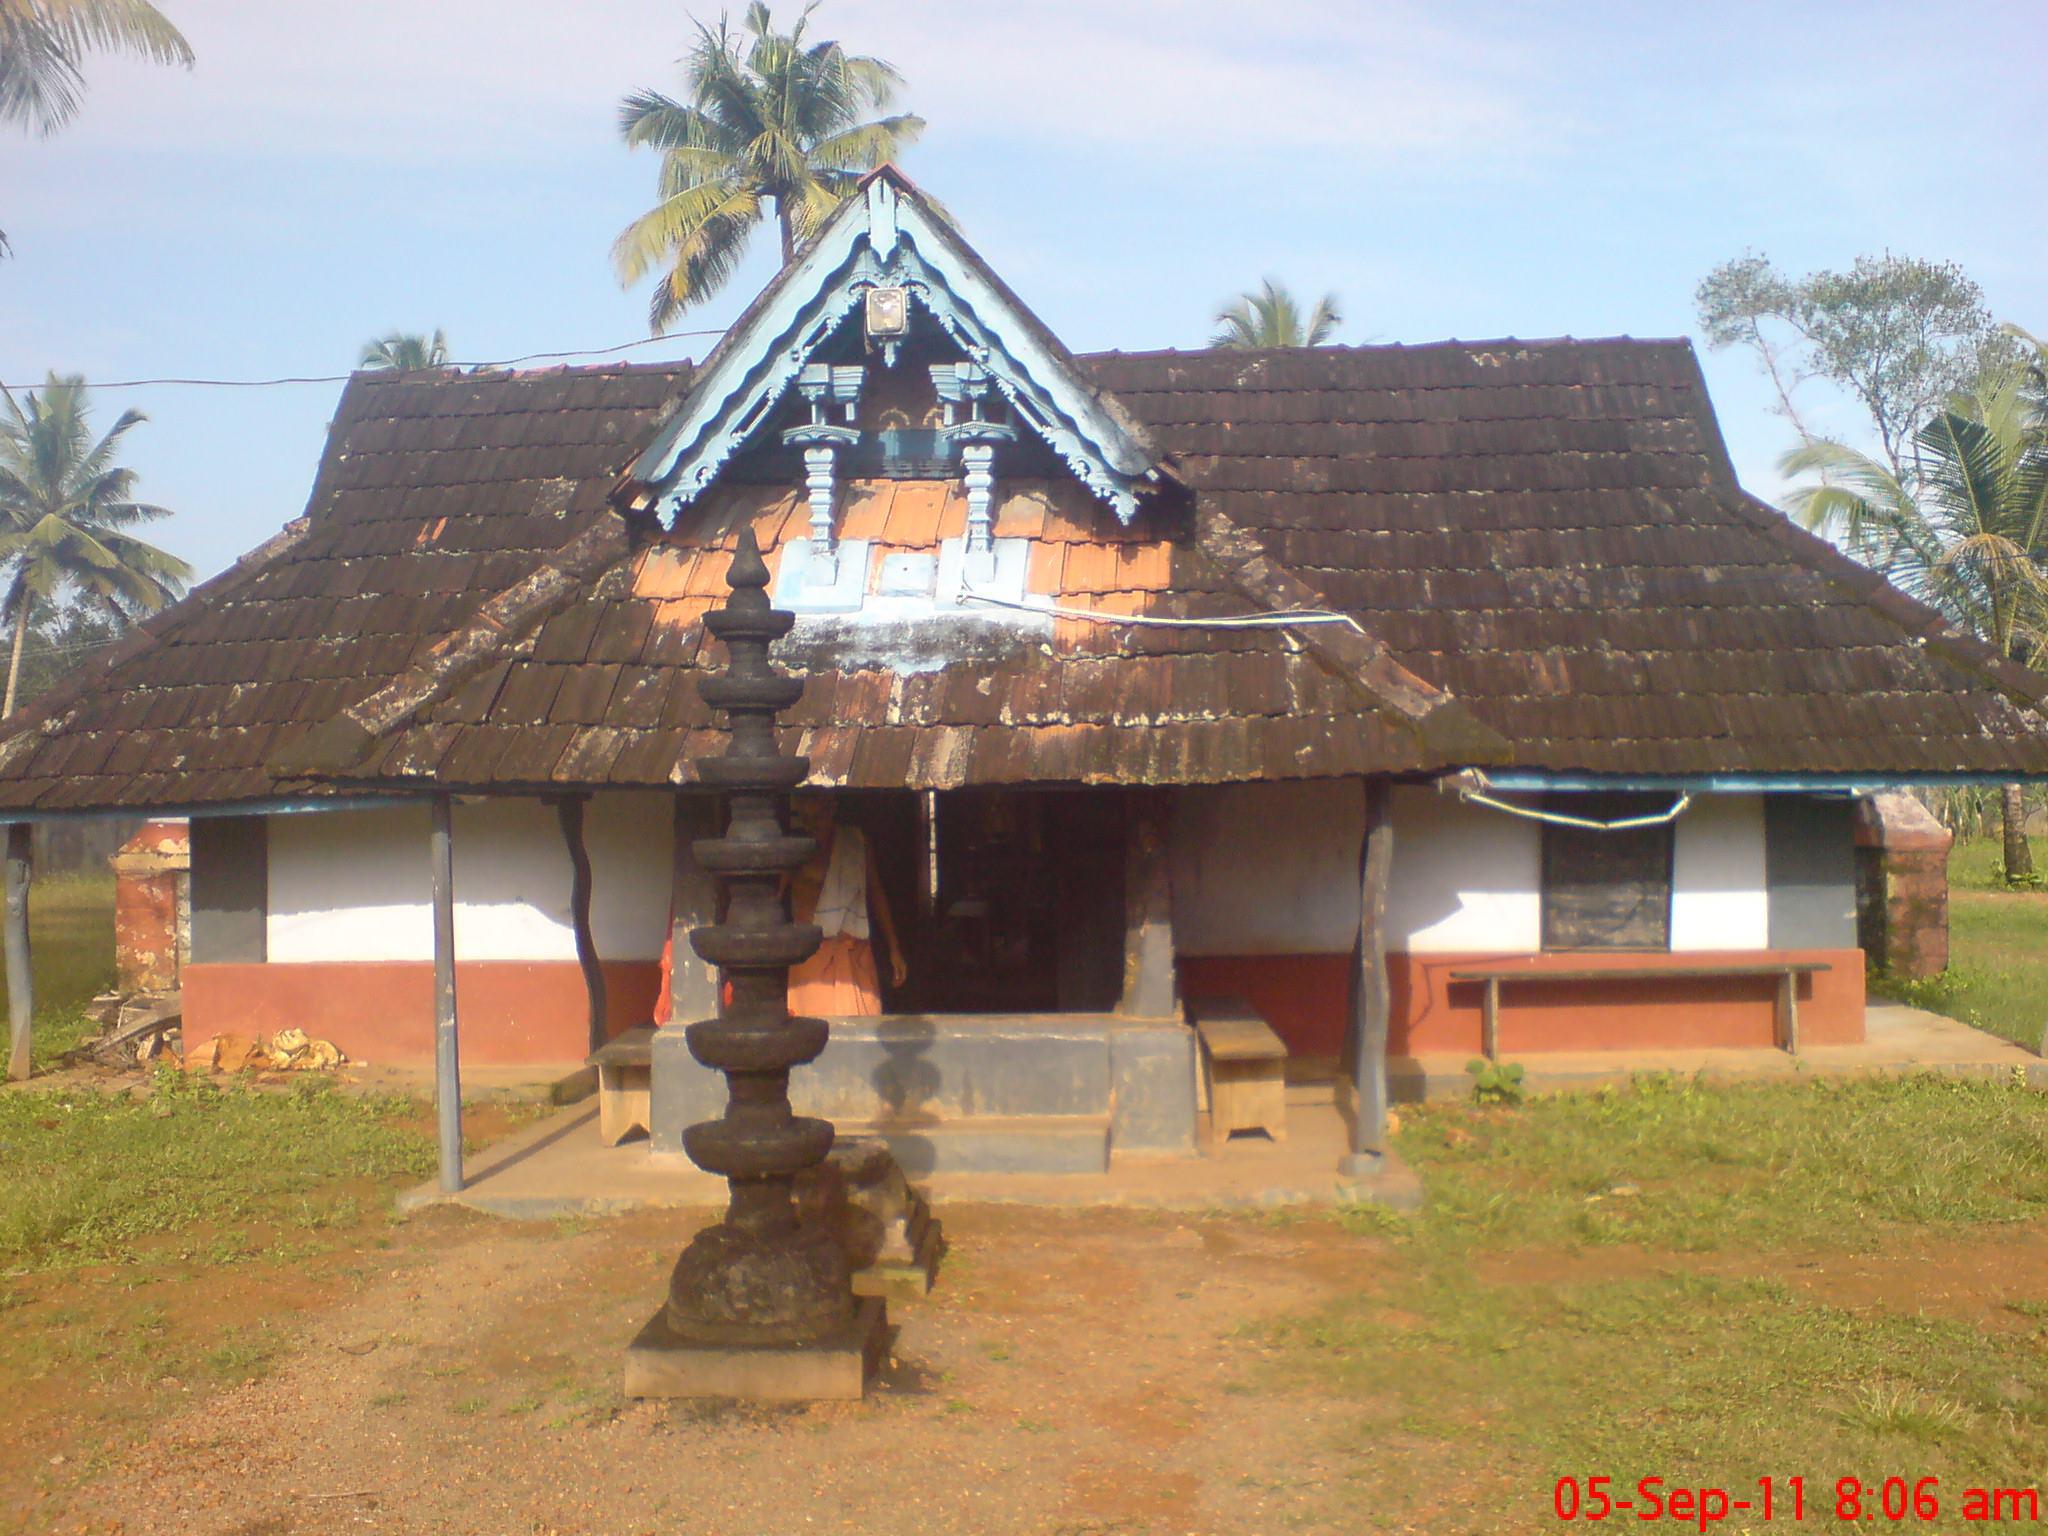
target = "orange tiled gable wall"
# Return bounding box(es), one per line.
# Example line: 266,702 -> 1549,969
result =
631,479 -> 1177,647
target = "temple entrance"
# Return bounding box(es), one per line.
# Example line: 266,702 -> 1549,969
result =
837,787 -> 1126,1016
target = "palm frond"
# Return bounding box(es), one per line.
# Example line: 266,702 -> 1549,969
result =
0,0 -> 191,133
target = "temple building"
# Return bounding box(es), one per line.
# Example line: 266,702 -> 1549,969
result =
3,168 -> 2044,1175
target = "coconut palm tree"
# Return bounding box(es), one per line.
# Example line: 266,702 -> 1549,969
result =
0,374 -> 190,716
0,0 -> 191,135
359,330 -> 451,371
1783,372 -> 2048,882
613,1 -> 924,331
1211,279 -> 1343,350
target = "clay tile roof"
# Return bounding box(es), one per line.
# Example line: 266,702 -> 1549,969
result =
5,336 -> 2048,810
0,361 -> 691,813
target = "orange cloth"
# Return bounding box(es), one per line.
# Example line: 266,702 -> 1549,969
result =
788,931 -> 883,1016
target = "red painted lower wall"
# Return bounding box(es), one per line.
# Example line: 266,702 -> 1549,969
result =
1387,949 -> 1865,1055
1179,953 -> 1352,1057
1181,948 -> 1866,1057
183,960 -> 663,1066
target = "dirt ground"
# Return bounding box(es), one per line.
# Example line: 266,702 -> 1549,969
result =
19,1193 -> 2048,1536
17,1203 -> 1440,1536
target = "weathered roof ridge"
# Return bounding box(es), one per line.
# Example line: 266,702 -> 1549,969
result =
1082,334 -> 1692,364
269,511 -> 642,782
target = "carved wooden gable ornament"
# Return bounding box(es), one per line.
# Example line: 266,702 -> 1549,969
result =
615,168 -> 1169,617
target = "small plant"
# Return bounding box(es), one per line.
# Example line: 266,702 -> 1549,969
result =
1465,1058 -> 1527,1105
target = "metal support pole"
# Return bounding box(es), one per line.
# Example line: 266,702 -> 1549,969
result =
431,794 -> 462,1192
5,822 -> 31,1082
1340,780 -> 1392,1177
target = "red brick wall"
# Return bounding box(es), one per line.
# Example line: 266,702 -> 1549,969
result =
111,821 -> 188,993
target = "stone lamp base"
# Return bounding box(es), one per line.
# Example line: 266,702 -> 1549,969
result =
624,1296 -> 888,1402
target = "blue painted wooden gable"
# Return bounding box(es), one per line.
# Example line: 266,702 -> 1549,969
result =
617,168 -> 1167,527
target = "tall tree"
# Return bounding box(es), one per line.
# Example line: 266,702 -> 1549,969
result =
1783,372 -> 2048,882
613,1 -> 923,331
1211,279 -> 1343,350
359,329 -> 451,371
0,0 -> 191,135
1697,252 -> 2006,477
0,373 -> 189,716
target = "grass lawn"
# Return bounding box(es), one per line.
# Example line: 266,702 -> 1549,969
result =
0,1068 -> 439,1509
1262,1073 -> 2048,1531
1880,837 -> 2048,1051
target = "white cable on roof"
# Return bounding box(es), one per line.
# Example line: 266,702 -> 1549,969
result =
956,584 -> 1368,634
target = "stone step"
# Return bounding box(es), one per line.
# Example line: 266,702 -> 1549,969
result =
832,1114 -> 1111,1176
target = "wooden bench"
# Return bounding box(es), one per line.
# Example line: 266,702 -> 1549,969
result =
588,1024 -> 656,1146
1448,962 -> 1834,1059
1191,997 -> 1288,1142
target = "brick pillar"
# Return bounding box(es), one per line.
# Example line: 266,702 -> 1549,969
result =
110,820 -> 190,994
1853,793 -> 1952,979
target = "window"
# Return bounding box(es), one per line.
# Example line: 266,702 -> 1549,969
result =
1540,793 -> 1675,950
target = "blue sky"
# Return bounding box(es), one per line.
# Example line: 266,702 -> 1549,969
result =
4,0 -> 2044,583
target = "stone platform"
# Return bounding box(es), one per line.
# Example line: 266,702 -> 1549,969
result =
650,1013 -> 1199,1175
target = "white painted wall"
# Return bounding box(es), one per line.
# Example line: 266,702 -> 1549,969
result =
265,793 -> 674,963
1385,785 -> 1543,952
1382,787 -> 1771,954
1171,780 -> 1365,955
1670,794 -> 1769,950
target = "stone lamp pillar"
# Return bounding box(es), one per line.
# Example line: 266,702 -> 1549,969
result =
624,528 -> 884,1401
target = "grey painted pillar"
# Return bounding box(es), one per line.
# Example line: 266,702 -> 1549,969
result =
5,823 -> 30,1082
555,795 -> 607,1056
1340,780 -> 1393,1177
669,792 -> 721,1025
1118,788 -> 1179,1020
430,794 -> 462,1193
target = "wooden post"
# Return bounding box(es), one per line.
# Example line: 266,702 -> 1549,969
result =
5,822 -> 31,1082
556,795 -> 607,1056
1117,788 -> 1178,1019
669,793 -> 721,1024
1481,979 -> 1500,1062
431,794 -> 462,1193
1777,969 -> 1800,1056
1341,781 -> 1392,1176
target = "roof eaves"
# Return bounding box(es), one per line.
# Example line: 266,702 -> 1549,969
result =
0,513 -> 316,779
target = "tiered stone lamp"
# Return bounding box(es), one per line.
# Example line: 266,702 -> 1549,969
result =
623,528 -> 885,1402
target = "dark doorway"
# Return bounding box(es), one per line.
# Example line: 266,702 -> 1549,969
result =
838,787 -> 1124,1014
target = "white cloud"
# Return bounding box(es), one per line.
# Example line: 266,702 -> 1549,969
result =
14,0 -> 1561,170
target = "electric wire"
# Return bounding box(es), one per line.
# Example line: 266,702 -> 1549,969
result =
0,329 -> 728,394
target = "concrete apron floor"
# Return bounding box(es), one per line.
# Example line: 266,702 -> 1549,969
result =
1393,1000 -> 2047,1099
399,1098 -> 1414,1220
397,1001 -> 2041,1223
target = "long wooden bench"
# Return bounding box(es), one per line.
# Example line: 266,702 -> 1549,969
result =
1448,962 -> 1833,1059
588,1024 -> 656,1146
1190,997 -> 1288,1141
